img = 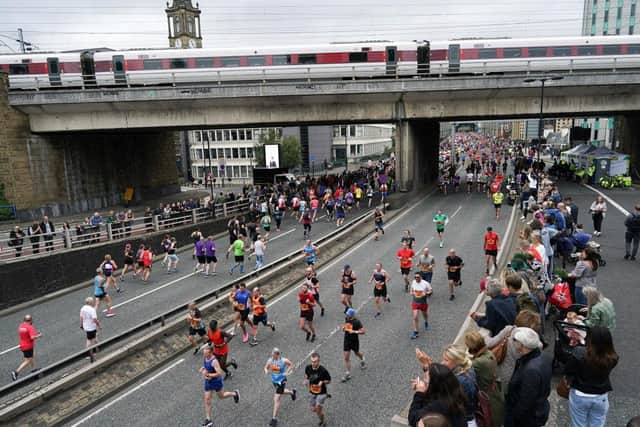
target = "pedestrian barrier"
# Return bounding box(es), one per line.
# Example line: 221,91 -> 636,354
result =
0,199 -> 249,263
0,205 -> 374,404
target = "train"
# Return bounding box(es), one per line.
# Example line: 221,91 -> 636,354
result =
1,36 -> 640,90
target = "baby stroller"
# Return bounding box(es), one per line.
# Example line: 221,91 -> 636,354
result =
552,318 -> 589,370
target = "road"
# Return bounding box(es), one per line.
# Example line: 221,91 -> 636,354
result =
0,205 -> 371,389
546,181 -> 640,427
64,188 -> 514,427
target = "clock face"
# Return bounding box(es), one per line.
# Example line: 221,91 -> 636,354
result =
188,38 -> 197,48
175,38 -> 182,48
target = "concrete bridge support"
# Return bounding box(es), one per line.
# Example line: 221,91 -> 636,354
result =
0,73 -> 179,221
615,114 -> 640,179
395,120 -> 440,192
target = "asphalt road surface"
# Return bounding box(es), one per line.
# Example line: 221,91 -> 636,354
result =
64,187 -> 514,427
0,205 -> 372,388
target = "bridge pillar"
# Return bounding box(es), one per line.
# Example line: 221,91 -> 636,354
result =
0,72 -> 179,220
615,114 -> 640,179
395,120 -> 440,192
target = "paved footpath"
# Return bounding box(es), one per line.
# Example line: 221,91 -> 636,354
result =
63,188 -> 514,427
0,206 -> 368,388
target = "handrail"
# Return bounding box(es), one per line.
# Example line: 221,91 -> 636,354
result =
0,205 -> 373,399
0,199 -> 250,263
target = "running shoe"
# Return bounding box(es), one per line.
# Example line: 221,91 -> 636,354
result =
424,321 -> 429,331
306,331 -> 311,341
10,371 -> 17,381
291,388 -> 297,401
270,322 -> 276,332
320,308 -> 325,317
310,334 -> 316,343
360,360 -> 366,370
201,419 -> 213,427
242,333 -> 249,343
386,297 -> 391,303
269,418 -> 278,427
449,294 -> 455,301
439,241 -> 444,248
105,310 -> 116,318
116,288 -> 122,293
250,338 -> 259,347
230,358 -> 238,369
193,347 -> 200,355
410,331 -> 419,340
233,390 -> 240,403
374,312 -> 381,318
224,371 -> 233,379
340,373 -> 351,383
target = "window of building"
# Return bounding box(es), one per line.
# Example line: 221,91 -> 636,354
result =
628,44 -> 640,53
632,4 -> 637,16
231,130 -> 238,141
203,148 -> 210,159
223,130 -> 230,141
603,21 -> 609,33
631,25 -> 636,34
247,147 -> 254,158
616,28 -> 621,34
194,131 -> 202,143
349,52 -> 368,63
195,58 -> 214,68
232,148 -> 239,158
578,46 -> 597,56
272,55 -> 292,65
232,165 -> 240,178
503,48 -> 522,58
604,0 -> 610,11
210,149 -> 217,159
246,131 -> 252,140
617,0 -> 623,6
617,6 -> 622,19
552,47 -> 572,56
528,47 -> 548,57
298,54 -> 317,64
603,44 -> 621,55
225,148 -> 232,158
240,166 -> 248,177
478,48 -> 497,59
350,145 -> 356,155
221,57 -> 240,67
239,130 -> 245,140
604,10 -> 609,21
592,13 -> 596,25
202,131 -> 209,142
215,130 -> 223,141
248,56 -> 265,66
350,125 -> 356,137
239,147 -> 246,158
143,59 -> 163,70
170,58 -> 187,69
217,148 -> 224,158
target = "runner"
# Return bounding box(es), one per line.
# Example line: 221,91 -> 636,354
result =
340,265 -> 357,311
166,237 -> 179,274
205,235 -> 218,276
206,319 -> 238,379
233,282 -> 251,343
277,194 -> 287,220
10,314 -> 42,381
445,249 -> 464,301
354,185 -> 363,209
93,268 -> 115,317
366,185 -> 374,208
417,247 -> 435,284
299,283 -> 317,342
368,262 -> 391,318
373,207 -> 385,240
432,209 -> 449,248
251,235 -> 267,270
199,345 -> 240,427
249,287 -> 276,346
264,348 -> 296,427
227,237 -> 245,275
310,197 -> 320,223
493,187 -> 505,221
484,226 -> 500,275
305,266 -> 325,316
335,198 -> 346,227
187,302 -> 207,355
300,207 -> 313,239
291,193 -> 301,220
140,245 -> 153,283
119,243 -> 135,281
261,212 -> 272,240
324,194 -> 335,222
273,207 -> 283,232
228,284 -> 241,334
401,230 -> 416,249
340,308 -> 366,383
80,297 -> 101,359
305,352 -> 332,427
99,254 -> 121,293
396,242 -> 415,292
345,190 -> 355,213
302,240 -> 319,267
134,243 -> 145,278
410,272 -> 433,339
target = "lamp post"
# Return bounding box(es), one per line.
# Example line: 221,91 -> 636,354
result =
205,133 -> 214,201
524,75 -> 563,198
344,126 -> 349,173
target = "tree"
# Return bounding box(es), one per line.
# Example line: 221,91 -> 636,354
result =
281,135 -> 301,169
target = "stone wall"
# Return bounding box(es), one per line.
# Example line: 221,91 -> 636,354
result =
0,73 -> 180,221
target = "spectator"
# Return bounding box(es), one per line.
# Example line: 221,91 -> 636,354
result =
505,327 -> 552,427
470,278 -> 516,337
144,207 -> 153,232
589,196 -> 607,237
27,221 -> 42,254
40,215 -> 55,252
465,332 -> 505,427
89,212 -> 103,243
442,345 -> 478,426
579,287 -> 616,331
124,209 -> 134,237
564,326 -> 618,427
568,247 -> 599,306
9,225 -> 25,257
624,204 -> 640,260
486,309 -> 541,385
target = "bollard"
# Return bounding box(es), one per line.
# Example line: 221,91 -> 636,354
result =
153,215 -> 160,232
223,202 -> 228,218
192,209 -> 198,224
106,223 -> 113,240
64,228 -> 72,249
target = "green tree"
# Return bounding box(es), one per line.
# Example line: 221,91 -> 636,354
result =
281,135 -> 301,169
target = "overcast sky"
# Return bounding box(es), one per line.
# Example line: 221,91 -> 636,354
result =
0,0 -> 585,53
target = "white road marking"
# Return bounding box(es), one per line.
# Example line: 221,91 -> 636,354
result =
268,228 -> 296,241
69,358 -> 185,426
0,345 -> 19,356
583,184 -> 630,216
110,272 -> 198,310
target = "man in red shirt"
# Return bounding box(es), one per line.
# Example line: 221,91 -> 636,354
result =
484,226 -> 499,275
298,283 -> 317,342
11,314 -> 42,381
396,242 -> 416,292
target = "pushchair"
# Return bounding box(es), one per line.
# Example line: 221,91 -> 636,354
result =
552,318 -> 589,370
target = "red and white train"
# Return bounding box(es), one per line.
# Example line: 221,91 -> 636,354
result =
1,36 -> 640,90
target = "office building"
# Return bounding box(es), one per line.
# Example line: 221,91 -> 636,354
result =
582,0 -> 639,36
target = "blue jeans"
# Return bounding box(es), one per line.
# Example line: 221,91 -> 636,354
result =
574,287 -> 587,306
255,254 -> 264,269
569,388 -> 609,427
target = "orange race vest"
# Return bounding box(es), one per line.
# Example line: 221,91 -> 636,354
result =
253,296 -> 266,315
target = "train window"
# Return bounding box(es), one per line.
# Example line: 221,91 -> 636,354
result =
9,64 -> 29,74
221,57 -> 241,67
503,48 -> 522,58
552,47 -> 572,56
528,47 -> 548,57
349,52 -> 368,63
272,55 -> 292,65
143,59 -> 163,70
602,44 -> 621,55
628,44 -> 640,54
578,46 -> 597,56
298,54 -> 317,65
170,59 -> 187,69
247,56 -> 265,66
195,57 -> 214,68
478,48 -> 497,59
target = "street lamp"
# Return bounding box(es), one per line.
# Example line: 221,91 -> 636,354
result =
524,75 -> 564,198
205,133 -> 214,202
344,126 -> 349,173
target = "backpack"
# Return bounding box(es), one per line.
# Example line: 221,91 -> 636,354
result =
515,292 -> 540,314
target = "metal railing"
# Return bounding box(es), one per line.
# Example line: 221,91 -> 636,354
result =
0,199 -> 250,263
0,204 -> 374,400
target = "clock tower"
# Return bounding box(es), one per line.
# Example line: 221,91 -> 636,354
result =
166,1 -> 203,48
